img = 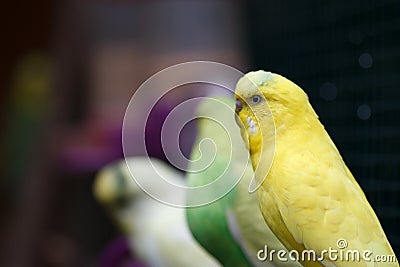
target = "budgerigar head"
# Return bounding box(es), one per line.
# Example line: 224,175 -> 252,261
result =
234,70 -> 314,137
93,160 -> 142,207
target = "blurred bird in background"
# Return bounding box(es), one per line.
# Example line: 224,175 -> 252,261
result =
234,71 -> 399,266
93,157 -> 220,267
186,96 -> 301,266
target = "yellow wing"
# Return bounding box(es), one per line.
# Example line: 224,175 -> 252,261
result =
259,122 -> 398,267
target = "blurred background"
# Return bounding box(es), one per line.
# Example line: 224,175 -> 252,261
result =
1,0 -> 399,266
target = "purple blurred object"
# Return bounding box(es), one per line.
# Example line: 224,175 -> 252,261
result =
97,236 -> 146,267
145,96 -> 197,166
60,123 -> 123,173
59,95 -> 198,173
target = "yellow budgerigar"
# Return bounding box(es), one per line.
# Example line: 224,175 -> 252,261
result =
234,70 -> 399,267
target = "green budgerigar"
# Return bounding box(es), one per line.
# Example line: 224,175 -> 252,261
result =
186,95 -> 301,266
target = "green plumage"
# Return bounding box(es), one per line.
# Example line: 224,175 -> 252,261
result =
186,96 -> 252,266
186,95 -> 301,267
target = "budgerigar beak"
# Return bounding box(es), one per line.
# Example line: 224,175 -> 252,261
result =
235,98 -> 243,114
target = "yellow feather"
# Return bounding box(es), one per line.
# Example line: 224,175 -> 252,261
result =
235,70 -> 399,267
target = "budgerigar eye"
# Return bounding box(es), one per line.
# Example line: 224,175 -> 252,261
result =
251,95 -> 262,104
